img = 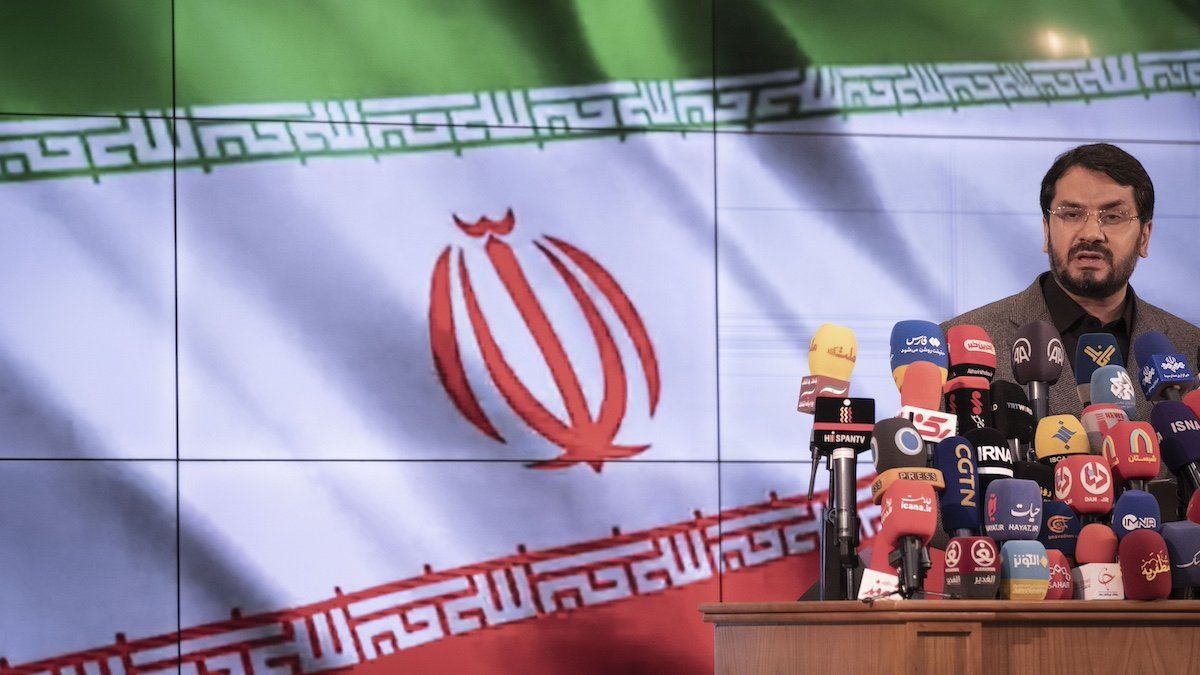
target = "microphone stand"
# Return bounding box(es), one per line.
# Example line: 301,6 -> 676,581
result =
816,447 -> 860,600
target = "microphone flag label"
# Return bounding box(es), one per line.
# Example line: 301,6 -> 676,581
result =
429,210 -> 660,472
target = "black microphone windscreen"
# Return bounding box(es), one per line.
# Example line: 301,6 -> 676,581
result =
991,380 -> 1034,444
1012,321 -> 1064,385
872,418 -> 927,473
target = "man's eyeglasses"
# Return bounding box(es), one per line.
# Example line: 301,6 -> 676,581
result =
1048,205 -> 1141,230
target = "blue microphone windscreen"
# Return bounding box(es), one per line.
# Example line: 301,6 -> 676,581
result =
1161,521 -> 1200,589
1111,489 -> 1162,541
1038,501 -> 1080,557
934,436 -> 981,532
1150,401 -> 1200,473
1076,333 -> 1123,385
1091,365 -> 1137,418
1000,540 -> 1050,581
890,320 -> 948,372
1134,332 -> 1176,371
1134,332 -> 1195,400
984,478 -> 1042,542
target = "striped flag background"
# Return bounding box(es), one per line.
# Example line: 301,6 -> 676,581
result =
1,1 -> 1198,671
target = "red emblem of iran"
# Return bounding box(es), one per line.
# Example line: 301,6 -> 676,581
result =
428,209 -> 660,472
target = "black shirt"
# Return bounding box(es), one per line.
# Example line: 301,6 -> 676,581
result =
1039,271 -> 1136,373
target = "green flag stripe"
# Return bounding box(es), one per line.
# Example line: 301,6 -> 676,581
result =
3,1 -> 1200,117
2,50 -> 1198,185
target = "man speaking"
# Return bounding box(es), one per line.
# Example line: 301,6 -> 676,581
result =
942,143 -> 1200,422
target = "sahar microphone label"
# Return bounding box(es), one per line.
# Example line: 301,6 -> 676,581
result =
428,210 -> 661,472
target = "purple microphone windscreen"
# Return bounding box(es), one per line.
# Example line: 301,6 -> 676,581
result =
1161,521 -> 1200,589
1091,365 -> 1137,419
872,418 -> 927,473
1150,401 -> 1200,474
1111,489 -> 1162,541
1075,333 -> 1123,385
984,478 -> 1042,542
934,436 -> 980,533
1011,320 -> 1064,385
990,380 -> 1034,444
1038,500 -> 1080,557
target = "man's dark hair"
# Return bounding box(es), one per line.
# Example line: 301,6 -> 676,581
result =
1039,143 -> 1154,222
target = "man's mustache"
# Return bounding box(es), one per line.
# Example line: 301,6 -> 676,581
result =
1068,242 -> 1112,262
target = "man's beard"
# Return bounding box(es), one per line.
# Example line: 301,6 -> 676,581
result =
1048,235 -> 1141,299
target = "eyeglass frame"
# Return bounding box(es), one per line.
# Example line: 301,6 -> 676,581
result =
1044,204 -> 1145,231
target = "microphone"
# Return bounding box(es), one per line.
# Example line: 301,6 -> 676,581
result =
797,324 -> 856,413
933,436 -> 980,538
1072,522 -> 1124,599
1015,461 -> 1055,502
943,536 -> 999,599
1161,521 -> 1200,597
1149,478 -> 1182,524
1119,529 -> 1172,599
890,320 -> 948,389
1090,365 -> 1137,419
1045,549 -> 1074,600
1033,414 -> 1090,466
1185,388 -> 1200,421
991,380 -> 1034,462
812,396 -> 875,596
869,418 -> 945,502
1075,332 -> 1123,405
1111,489 -> 1162,542
879,479 -> 938,598
1100,421 -> 1160,493
965,427 -> 1016,522
999,540 -> 1050,600
898,361 -> 958,448
1011,320 -> 1065,423
1081,404 -> 1128,456
1134,332 -> 1197,402
1149,401 -> 1200,498
1054,455 -> 1115,521
944,376 -> 992,434
946,325 -> 997,380
1039,501 -> 1081,558
983,479 -> 1042,542
901,360 -> 945,412
1077,522 -> 1119,563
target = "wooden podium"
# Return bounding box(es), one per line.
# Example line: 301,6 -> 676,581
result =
701,600 -> 1200,674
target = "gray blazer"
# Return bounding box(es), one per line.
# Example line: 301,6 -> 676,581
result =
941,278 -> 1200,424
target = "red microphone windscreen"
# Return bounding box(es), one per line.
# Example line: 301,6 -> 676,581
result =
1183,388 -> 1200,421
1054,455 -> 1114,515
947,325 -> 998,378
1119,529 -> 1172,600
1076,523 -> 1119,564
1189,490 -> 1200,525
900,361 -> 945,411
1045,549 -> 1073,600
879,479 -> 938,545
1101,421 -> 1161,483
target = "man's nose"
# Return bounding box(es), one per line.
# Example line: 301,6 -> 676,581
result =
1077,214 -> 1106,243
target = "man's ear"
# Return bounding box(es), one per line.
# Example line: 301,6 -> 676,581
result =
1042,217 -> 1051,253
1139,220 -> 1153,258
